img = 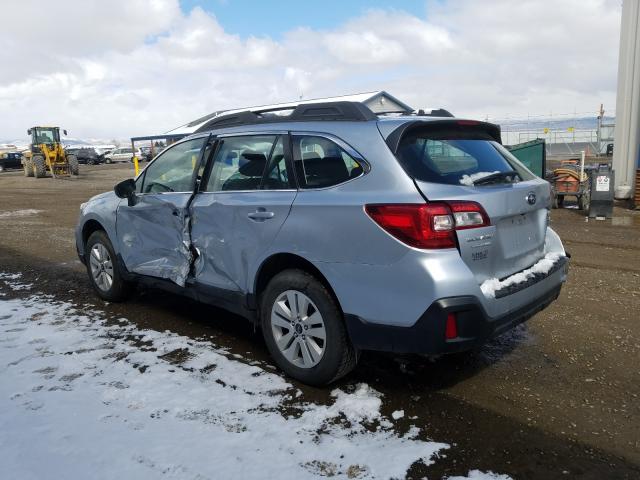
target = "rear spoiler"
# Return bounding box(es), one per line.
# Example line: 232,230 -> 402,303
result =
385,120 -> 502,154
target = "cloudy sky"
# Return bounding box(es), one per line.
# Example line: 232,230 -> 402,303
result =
0,0 -> 622,141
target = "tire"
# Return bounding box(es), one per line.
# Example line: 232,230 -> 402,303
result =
85,230 -> 132,302
23,159 -> 34,177
32,155 -> 46,178
551,194 -> 558,209
578,190 -> 590,211
105,158 -> 112,164
260,269 -> 357,386
67,154 -> 79,175
0,164 -> 4,173
557,195 -> 564,208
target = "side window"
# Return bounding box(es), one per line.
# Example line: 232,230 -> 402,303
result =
292,135 -> 363,189
205,135 -> 277,192
141,137 -> 205,193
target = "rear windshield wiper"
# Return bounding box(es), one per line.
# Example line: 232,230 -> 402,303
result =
473,171 -> 519,185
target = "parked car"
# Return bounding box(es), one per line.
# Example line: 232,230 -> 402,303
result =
0,151 -> 23,172
76,101 -> 568,385
66,147 -> 103,165
104,147 -> 142,163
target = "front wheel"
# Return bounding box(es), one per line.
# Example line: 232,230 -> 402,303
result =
32,155 -> 46,178
260,269 -> 357,386
85,230 -> 132,302
67,154 -> 79,175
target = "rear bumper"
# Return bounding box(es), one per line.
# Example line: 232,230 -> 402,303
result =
344,270 -> 564,355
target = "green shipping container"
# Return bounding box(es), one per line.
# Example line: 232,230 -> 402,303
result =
506,139 -> 546,178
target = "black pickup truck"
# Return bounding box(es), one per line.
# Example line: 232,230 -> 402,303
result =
0,151 -> 23,172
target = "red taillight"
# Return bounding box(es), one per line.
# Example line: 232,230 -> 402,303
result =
445,312 -> 458,340
365,201 -> 489,250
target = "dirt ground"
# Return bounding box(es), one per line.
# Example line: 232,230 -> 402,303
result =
0,164 -> 639,479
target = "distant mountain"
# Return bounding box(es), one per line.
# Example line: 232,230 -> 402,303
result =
497,116 -> 615,131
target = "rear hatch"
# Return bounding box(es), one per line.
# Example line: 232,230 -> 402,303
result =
387,119 -> 550,283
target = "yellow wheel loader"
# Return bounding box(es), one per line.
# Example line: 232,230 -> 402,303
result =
22,126 -> 79,178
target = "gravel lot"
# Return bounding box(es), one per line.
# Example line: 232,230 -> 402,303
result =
0,164 -> 639,479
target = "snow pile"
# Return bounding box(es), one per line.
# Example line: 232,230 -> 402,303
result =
0,280 -> 451,479
0,209 -> 42,218
480,252 -> 563,298
447,470 -> 513,480
459,171 -> 499,186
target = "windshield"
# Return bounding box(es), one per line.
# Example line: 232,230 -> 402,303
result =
396,136 -> 535,185
34,128 -> 60,144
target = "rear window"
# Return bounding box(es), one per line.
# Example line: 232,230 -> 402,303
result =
396,134 -> 534,185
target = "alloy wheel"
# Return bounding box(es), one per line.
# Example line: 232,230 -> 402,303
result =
89,243 -> 114,292
270,290 -> 326,368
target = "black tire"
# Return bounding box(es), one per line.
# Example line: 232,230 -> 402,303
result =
578,190 -> 590,211
23,159 -> 34,177
557,195 -> 564,208
33,155 -> 46,178
260,269 -> 357,386
67,154 -> 79,175
85,230 -> 132,302
0,164 -> 4,173
105,158 -> 112,164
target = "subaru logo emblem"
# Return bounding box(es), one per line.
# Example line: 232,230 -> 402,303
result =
526,192 -> 537,205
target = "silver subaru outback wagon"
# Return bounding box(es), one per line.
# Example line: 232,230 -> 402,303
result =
76,101 -> 568,385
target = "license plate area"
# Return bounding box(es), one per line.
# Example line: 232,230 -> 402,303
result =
497,213 -> 540,257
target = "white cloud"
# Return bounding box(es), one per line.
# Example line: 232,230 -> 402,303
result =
0,0 -> 622,140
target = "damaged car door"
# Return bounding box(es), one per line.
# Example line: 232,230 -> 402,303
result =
190,133 -> 296,293
115,136 -> 207,286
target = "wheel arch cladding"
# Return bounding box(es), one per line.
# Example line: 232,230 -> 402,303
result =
254,253 -> 342,313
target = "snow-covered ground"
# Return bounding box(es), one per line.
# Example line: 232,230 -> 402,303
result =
0,273 -> 510,479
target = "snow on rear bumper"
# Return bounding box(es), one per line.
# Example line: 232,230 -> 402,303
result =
480,253 -> 569,299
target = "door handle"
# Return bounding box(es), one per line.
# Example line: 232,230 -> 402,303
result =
248,210 -> 275,221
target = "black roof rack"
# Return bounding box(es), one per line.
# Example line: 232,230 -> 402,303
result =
194,101 -> 378,132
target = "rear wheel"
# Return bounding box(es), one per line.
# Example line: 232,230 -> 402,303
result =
23,159 -> 34,177
261,269 -> 357,385
85,230 -> 132,302
32,155 -> 46,178
0,164 -> 4,173
557,195 -> 565,208
67,154 -> 79,175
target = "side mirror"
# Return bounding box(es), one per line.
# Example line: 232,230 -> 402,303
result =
63,129 -> 68,136
114,178 -> 138,206
27,129 -> 32,135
